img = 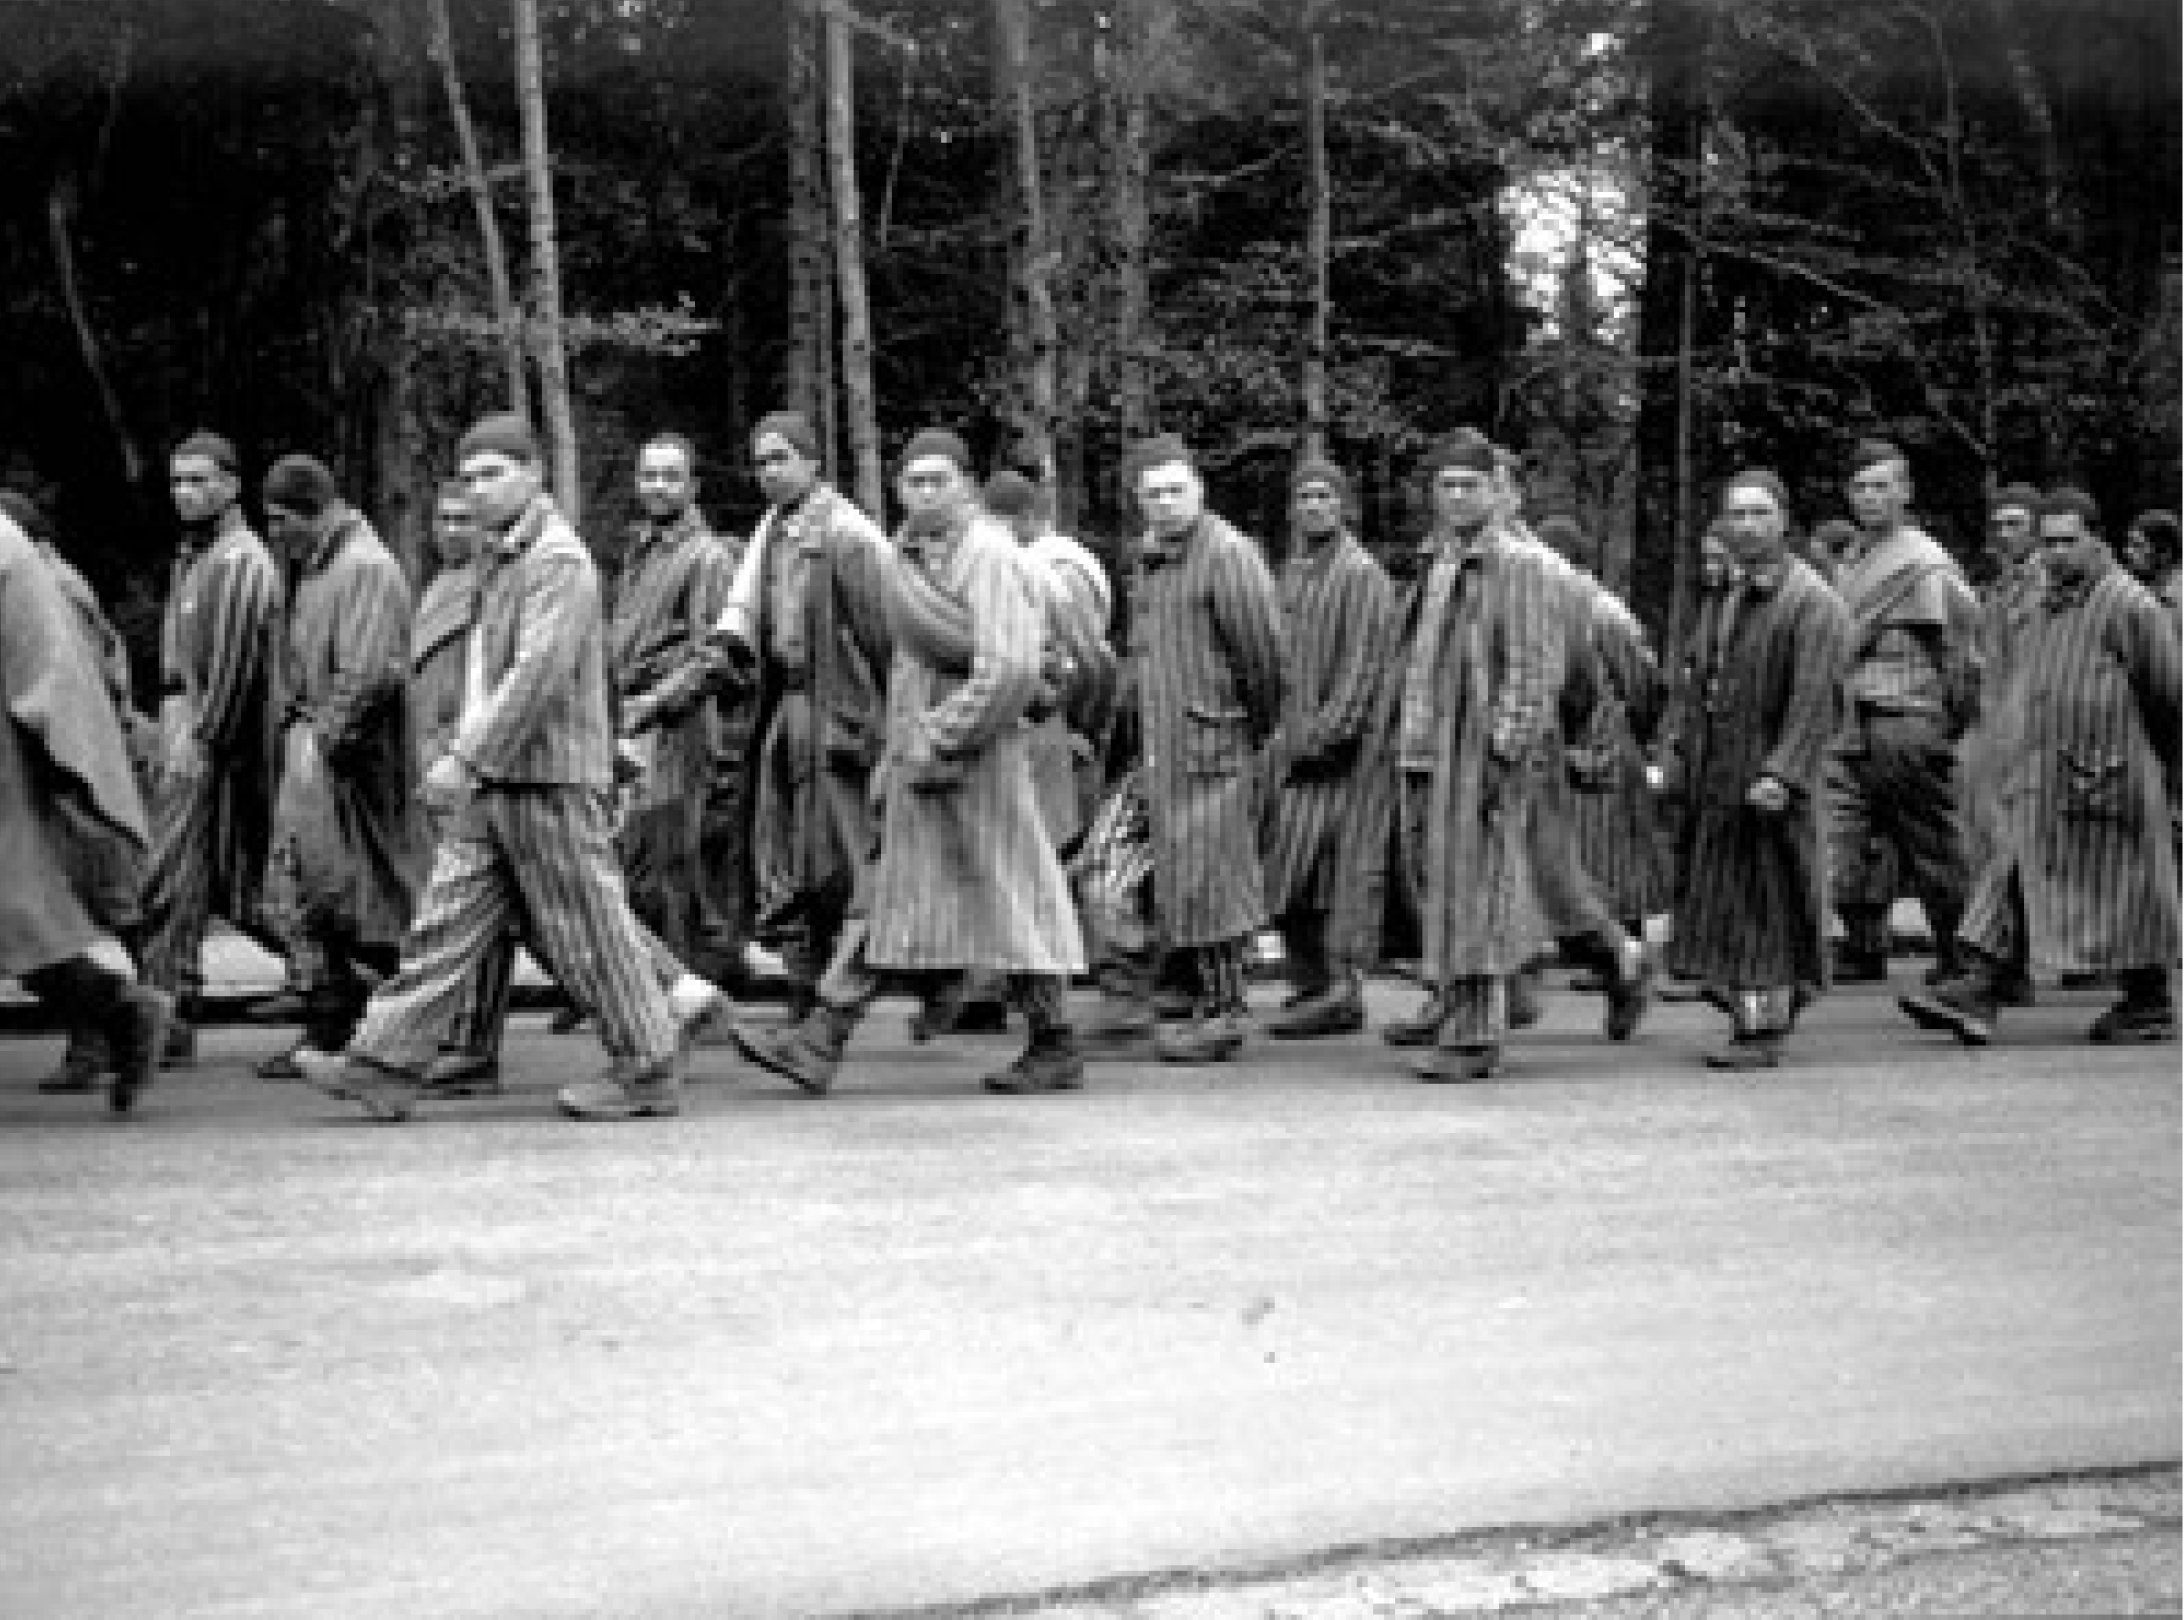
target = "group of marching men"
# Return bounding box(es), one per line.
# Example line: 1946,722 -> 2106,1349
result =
2,408 -> 2177,1120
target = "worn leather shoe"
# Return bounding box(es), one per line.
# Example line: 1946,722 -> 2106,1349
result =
1414,1045 -> 1498,1082
1154,1011 -> 1249,1064
1266,987 -> 1364,1040
982,1033 -> 1085,1094
296,1048 -> 420,1122
419,1050 -> 503,1097
557,1061 -> 681,1120
1703,1034 -> 1781,1070
1079,998 -> 1156,1049
1897,980 -> 1996,1046
732,1008 -> 846,1095
2088,998 -> 2177,1044
1381,995 -> 1445,1048
254,1043 -> 309,1082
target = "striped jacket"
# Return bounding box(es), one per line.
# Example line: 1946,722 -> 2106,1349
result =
1260,529 -> 1394,916
450,496 -> 615,789
1961,560 -> 2179,973
1127,511 -> 1287,947
609,506 -> 738,807
1566,580 -> 1666,922
1667,559 -> 1850,990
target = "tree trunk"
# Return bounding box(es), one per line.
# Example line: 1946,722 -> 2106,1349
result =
1298,0 -> 1331,465
48,169 -> 142,490
511,0 -> 578,520
428,0 -> 528,422
995,0 -> 1057,485
1629,0 -> 1706,647
1107,0 -> 1158,448
824,1 -> 885,521
784,0 -> 828,433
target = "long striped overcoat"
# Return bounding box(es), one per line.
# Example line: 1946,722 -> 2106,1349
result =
1667,559 -> 1850,990
1959,559 -> 2045,879
1127,512 -> 1287,948
1566,583 -> 1668,922
271,510 -> 422,949
866,513 -> 1084,973
1960,561 -> 2179,973
1408,529 -> 1568,982
1326,554 -> 1430,969
147,508 -> 283,930
1260,529 -> 1394,917
408,559 -> 477,777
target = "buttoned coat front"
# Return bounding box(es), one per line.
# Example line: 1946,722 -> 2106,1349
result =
1127,512 -> 1287,947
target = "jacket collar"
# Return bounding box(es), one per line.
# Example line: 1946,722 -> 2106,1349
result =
491,493 -> 559,559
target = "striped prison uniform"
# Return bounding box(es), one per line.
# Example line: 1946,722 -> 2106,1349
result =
1125,511 -> 1285,1012
138,508 -> 284,1001
1566,584 -> 1668,926
1258,528 -> 1394,989
1959,561 -> 2179,977
347,495 -> 677,1074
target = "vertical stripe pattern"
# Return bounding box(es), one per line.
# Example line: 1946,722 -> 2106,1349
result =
1129,512 -> 1287,947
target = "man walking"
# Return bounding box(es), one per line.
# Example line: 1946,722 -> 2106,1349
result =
1901,490 -> 2179,1045
1259,457 -> 1392,1039
1667,472 -> 1851,1069
0,509 -> 171,1113
733,431 -> 1089,1095
298,414 -> 689,1123
1386,429 -> 1566,1081
704,412 -> 892,1016
1096,434 -> 1285,1063
256,455 -> 424,1072
610,433 -> 741,980
1826,439 -> 1979,982
137,430 -> 285,1064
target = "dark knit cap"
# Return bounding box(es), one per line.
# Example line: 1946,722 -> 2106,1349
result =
173,430 -> 239,475
262,453 -> 340,517
1121,433 -> 1194,488
1848,437 -> 1907,477
0,490 -> 52,544
753,410 -> 821,460
1723,467 -> 1790,512
2037,485 -> 2100,528
1989,482 -> 2041,517
1290,457 -> 1348,497
456,412 -> 540,467
897,427 -> 973,475
1417,428 -> 1496,478
984,470 -> 1039,519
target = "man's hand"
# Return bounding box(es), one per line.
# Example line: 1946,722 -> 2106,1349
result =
165,732 -> 209,786
422,751 -> 478,816
1745,773 -> 1790,814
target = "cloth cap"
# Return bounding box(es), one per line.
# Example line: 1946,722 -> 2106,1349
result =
1989,482 -> 2041,517
1290,457 -> 1348,497
172,430 -> 239,475
752,410 -> 821,460
457,412 -> 540,467
1847,437 -> 1906,478
898,427 -> 973,475
2037,486 -> 2100,529
1723,468 -> 1790,513
1533,514 -> 1587,559
1121,433 -> 1194,488
984,470 -> 1039,519
1417,428 -> 1496,478
262,453 -> 339,517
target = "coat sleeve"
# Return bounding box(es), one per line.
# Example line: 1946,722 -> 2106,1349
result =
1298,557 -> 1394,760
191,545 -> 281,754
1487,553 -> 1566,762
637,538 -> 743,729
2114,586 -> 2182,781
832,510 -> 896,694
311,551 -> 413,765
1760,588 -> 1851,792
1208,535 -> 1287,746
451,545 -> 598,779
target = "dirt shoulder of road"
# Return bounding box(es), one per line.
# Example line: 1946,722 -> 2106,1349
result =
877,1468 -> 2180,1620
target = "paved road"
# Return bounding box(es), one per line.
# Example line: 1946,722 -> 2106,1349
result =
0,975 -> 2174,1618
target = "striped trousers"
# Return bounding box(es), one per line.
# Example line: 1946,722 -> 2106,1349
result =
350,785 -> 677,1073
138,770 -> 279,1001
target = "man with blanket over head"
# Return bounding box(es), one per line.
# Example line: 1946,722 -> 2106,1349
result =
732,430 -> 1089,1095
1826,438 -> 1980,983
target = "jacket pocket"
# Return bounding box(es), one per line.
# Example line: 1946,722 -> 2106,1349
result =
1181,702 -> 1250,777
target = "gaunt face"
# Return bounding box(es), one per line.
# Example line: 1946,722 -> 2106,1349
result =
636,440 -> 696,522
1136,461 -> 1204,539
897,453 -> 968,520
1428,468 -> 1496,531
753,431 -> 819,509
1292,479 -> 1342,539
1721,482 -> 1789,572
461,449 -> 542,531
1847,458 -> 1910,533
170,453 -> 237,526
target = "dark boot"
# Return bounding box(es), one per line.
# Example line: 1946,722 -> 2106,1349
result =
1267,969 -> 1366,1039
1601,935 -> 1655,1042
2089,968 -> 2176,1043
1154,1009 -> 1249,1064
1705,990 -> 1783,1070
39,1025 -> 110,1094
106,984 -> 174,1114
1832,907 -> 1891,982
1898,953 -> 2003,1045
732,1002 -> 854,1095
987,974 -> 1084,1092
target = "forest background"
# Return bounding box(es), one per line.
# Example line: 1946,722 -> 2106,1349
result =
1,0 -> 2176,685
